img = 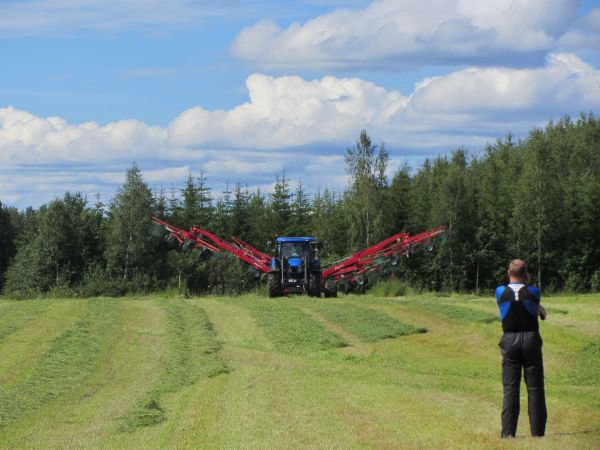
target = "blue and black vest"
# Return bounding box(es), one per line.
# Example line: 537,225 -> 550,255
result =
495,285 -> 541,333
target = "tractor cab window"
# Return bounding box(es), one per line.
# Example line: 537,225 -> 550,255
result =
281,242 -> 308,259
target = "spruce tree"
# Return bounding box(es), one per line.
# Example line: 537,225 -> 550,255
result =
269,172 -> 292,236
289,179 -> 311,236
105,164 -> 157,281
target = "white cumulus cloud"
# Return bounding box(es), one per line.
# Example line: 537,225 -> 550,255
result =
408,53 -> 600,115
2,52 -> 598,162
559,8 -> 600,51
0,108 -> 167,165
1,52 -> 599,208
167,73 -> 406,148
231,0 -> 584,70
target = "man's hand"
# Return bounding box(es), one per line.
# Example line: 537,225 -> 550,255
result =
539,304 -> 547,320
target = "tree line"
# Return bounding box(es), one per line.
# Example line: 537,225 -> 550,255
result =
0,114 -> 598,297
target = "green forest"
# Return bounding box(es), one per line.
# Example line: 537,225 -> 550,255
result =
1,114 -> 599,297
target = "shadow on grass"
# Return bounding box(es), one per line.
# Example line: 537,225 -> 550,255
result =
511,428 -> 600,439
548,428 -> 600,436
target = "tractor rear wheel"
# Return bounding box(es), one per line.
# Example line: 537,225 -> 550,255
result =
309,272 -> 322,297
268,273 -> 282,298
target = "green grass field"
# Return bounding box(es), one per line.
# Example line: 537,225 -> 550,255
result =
0,293 -> 598,449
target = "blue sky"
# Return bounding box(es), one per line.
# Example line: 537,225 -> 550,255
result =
1,0 -> 599,209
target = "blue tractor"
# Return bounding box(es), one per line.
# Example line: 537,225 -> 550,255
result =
267,237 -> 322,298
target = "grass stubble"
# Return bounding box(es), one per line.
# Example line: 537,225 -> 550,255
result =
234,297 -> 349,354
305,300 -> 426,342
0,300 -> 85,387
0,299 -> 52,341
0,292 -> 597,449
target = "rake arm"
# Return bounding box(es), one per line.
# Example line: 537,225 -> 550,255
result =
321,225 -> 447,291
150,216 -> 272,273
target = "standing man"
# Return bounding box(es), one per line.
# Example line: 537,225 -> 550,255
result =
495,259 -> 548,438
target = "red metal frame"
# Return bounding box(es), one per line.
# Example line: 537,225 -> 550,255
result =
151,216 -> 272,273
151,215 -> 447,291
321,226 -> 447,289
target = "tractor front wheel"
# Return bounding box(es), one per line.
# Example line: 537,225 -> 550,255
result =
268,273 -> 282,298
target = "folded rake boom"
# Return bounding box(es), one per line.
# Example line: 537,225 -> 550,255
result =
150,215 -> 447,296
150,216 -> 271,273
321,225 -> 447,292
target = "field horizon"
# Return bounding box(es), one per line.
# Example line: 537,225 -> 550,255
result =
0,292 -> 598,449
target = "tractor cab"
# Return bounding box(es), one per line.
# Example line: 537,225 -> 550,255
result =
267,237 -> 322,297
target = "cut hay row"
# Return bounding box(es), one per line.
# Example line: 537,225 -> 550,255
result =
0,299 -> 122,427
119,299 -> 229,430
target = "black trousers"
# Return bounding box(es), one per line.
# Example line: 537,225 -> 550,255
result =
499,331 -> 547,438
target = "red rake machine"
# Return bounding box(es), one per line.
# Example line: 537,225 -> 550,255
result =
320,226 -> 447,296
150,215 -> 446,298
